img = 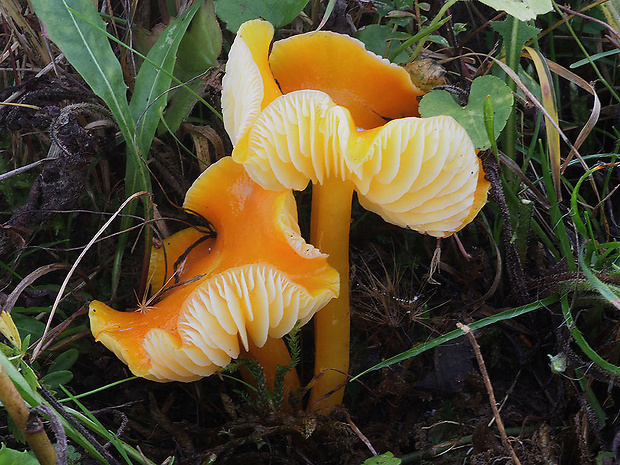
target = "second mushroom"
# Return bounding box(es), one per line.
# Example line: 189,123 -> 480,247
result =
223,20 -> 491,410
90,157 -> 339,394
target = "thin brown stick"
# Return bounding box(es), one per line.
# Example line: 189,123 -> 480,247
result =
31,191 -> 149,361
457,323 -> 522,465
2,263 -> 69,313
345,411 -> 377,456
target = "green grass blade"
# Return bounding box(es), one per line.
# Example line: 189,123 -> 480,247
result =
352,295 -> 560,380
579,246 -> 620,311
539,140 -> 575,270
130,1 -> 201,157
0,352 -> 109,463
113,2 -> 202,295
30,0 -> 134,151
560,293 -> 620,376
163,0 -> 222,133
60,386 -> 154,464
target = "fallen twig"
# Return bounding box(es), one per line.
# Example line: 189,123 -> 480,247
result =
457,323 -> 522,465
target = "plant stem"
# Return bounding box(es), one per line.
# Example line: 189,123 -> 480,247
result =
308,179 -> 354,410
503,15 -> 520,165
0,365 -> 56,465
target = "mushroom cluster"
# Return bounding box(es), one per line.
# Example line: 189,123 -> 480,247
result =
90,157 -> 339,385
223,20 -> 490,409
91,20 -> 490,412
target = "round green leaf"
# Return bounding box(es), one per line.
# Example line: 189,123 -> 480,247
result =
0,444 -> 39,465
419,75 -> 514,150
40,370 -> 74,389
49,348 -> 79,373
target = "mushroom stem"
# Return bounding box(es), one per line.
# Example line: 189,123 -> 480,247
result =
245,337 -> 301,408
308,178 -> 355,410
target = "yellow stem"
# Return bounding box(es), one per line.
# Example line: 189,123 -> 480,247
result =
308,179 -> 354,410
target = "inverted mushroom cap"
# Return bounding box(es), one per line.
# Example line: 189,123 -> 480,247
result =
89,158 -> 339,382
224,20 -> 489,238
222,19 -> 424,145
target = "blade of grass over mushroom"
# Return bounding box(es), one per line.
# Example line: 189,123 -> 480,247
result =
351,295 -> 560,380
523,46 -> 561,200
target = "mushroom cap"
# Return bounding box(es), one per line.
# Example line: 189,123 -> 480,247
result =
233,90 -> 490,237
221,19 -> 423,145
224,20 -> 489,237
89,158 -> 339,382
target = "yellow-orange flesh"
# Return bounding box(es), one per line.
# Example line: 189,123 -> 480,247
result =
308,179 -> 355,410
269,31 -> 423,129
90,158 -> 339,383
226,20 -> 490,410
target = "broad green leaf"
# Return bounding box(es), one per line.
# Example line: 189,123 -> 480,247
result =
175,0 -> 221,76
40,370 -> 73,388
478,0 -> 552,21
215,0 -> 310,32
130,1 -> 201,156
12,311 -> 45,343
48,348 -> 79,373
354,25 -> 409,63
30,0 -> 134,150
0,444 -> 39,465
164,0 -> 222,133
490,17 -> 540,69
419,75 -> 514,150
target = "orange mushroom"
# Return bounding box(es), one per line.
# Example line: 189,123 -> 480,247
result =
89,157 -> 339,390
222,20 -> 490,410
